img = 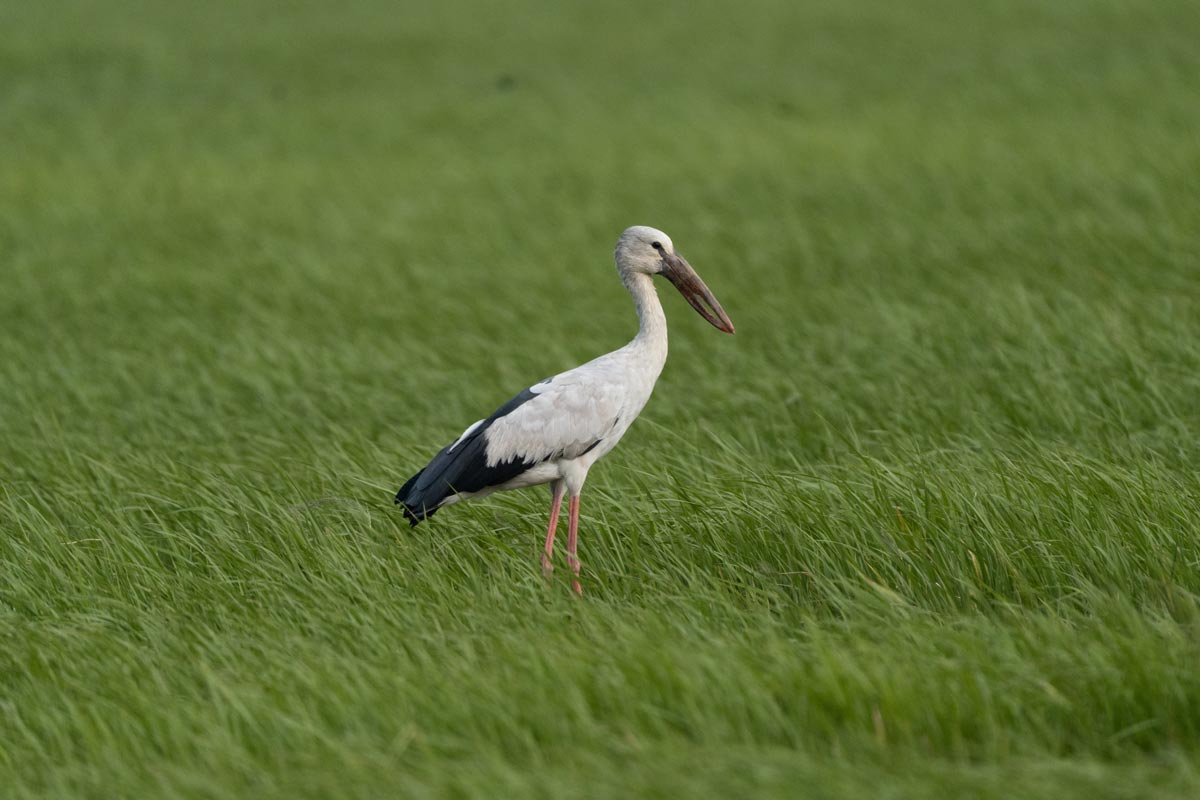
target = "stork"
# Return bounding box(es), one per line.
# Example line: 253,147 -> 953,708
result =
395,226 -> 735,594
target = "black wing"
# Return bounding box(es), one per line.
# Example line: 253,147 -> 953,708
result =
394,387 -> 540,526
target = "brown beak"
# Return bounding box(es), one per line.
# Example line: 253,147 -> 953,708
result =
660,251 -> 735,334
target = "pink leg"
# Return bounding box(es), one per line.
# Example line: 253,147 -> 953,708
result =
567,495 -> 582,596
542,482 -> 565,576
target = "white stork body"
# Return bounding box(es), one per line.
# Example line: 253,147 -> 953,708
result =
395,226 -> 734,593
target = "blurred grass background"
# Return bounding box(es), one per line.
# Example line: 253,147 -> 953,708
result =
2,0 -> 1200,796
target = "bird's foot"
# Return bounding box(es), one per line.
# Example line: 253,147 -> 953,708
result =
541,554 -> 554,577
566,553 -> 582,595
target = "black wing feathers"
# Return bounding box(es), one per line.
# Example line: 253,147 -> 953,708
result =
395,387 -> 541,526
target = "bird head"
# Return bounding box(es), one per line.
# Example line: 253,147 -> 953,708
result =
615,226 -> 735,334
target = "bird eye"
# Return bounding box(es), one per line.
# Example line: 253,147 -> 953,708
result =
651,242 -> 663,251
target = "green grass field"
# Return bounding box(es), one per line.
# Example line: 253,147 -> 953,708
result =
3,0 -> 1200,796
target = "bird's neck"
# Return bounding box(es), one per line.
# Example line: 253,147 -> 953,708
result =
624,272 -> 668,358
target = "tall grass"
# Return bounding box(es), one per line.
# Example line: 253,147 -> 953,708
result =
2,0 -> 1200,796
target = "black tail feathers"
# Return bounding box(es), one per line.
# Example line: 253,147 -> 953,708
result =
397,498 -> 439,527
394,467 -> 440,527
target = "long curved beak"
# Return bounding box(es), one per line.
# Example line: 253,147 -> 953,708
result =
660,252 -> 735,334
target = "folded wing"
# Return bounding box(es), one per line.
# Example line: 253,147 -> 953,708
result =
395,367 -> 625,525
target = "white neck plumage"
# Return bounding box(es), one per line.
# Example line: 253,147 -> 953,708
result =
623,271 -> 668,357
